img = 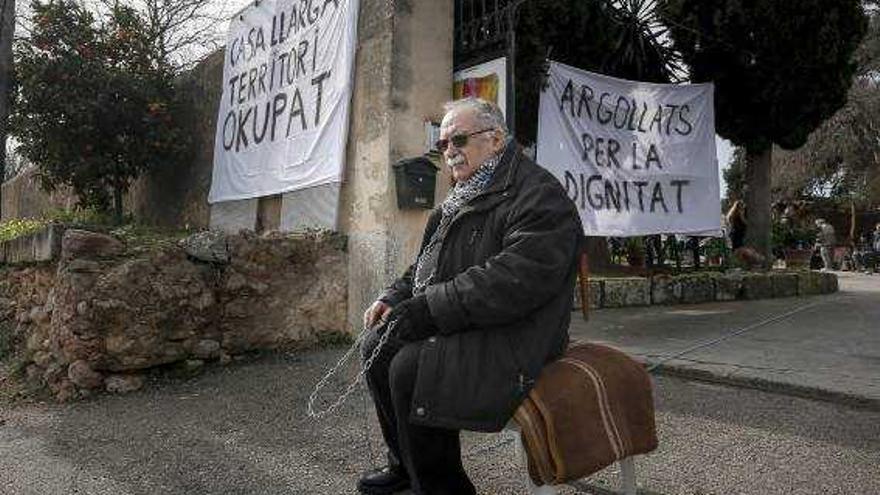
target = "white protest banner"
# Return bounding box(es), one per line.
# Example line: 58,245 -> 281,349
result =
537,61 -> 721,237
209,0 -> 359,204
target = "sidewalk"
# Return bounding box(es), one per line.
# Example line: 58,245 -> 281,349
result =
569,271 -> 880,409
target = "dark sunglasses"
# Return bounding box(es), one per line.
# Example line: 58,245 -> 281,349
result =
435,128 -> 496,152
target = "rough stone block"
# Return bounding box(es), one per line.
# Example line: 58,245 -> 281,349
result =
67,360 -> 103,389
105,374 -> 144,394
651,275 -> 680,305
588,280 -> 603,309
797,271 -> 822,295
679,275 -> 716,304
61,230 -> 123,260
602,278 -> 650,308
820,272 -> 839,293
179,230 -> 230,264
741,274 -> 774,300
715,273 -> 743,301
771,273 -> 799,298
192,339 -> 221,360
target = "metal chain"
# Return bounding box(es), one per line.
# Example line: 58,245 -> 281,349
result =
307,321 -> 395,419
645,299 -> 824,373
307,317 -> 523,464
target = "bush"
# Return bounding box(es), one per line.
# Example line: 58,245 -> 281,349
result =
772,220 -> 816,251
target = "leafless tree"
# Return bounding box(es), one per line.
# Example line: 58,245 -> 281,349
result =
15,0 -> 234,71
113,0 -> 233,71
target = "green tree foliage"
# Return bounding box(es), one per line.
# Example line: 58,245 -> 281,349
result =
10,1 -> 188,223
514,0 -> 680,144
660,0 -> 867,261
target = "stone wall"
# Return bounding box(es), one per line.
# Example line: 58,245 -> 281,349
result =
0,263 -> 57,363
576,271 -> 839,310
1,229 -> 347,401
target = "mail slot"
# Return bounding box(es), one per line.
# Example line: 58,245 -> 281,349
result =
393,156 -> 438,209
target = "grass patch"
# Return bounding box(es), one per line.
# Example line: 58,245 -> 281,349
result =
0,218 -> 48,243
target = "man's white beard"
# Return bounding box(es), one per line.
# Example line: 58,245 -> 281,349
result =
447,155 -> 466,169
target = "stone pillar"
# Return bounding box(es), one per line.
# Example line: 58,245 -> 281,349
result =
339,0 -> 454,331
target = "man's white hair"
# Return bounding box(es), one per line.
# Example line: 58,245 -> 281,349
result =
442,97 -> 509,135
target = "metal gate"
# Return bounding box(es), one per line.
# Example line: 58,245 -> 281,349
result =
453,0 -> 516,70
454,0 -> 526,131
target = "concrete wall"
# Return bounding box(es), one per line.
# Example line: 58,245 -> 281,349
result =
339,0 -> 454,331
126,50 -> 224,230
0,168 -> 75,221
0,224 -> 65,264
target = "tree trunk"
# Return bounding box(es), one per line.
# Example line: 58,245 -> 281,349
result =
744,146 -> 772,266
849,200 -> 856,246
113,184 -> 124,225
0,0 -> 15,219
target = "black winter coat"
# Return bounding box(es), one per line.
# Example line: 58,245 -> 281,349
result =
381,143 -> 582,432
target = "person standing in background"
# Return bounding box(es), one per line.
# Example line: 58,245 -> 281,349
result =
815,218 -> 837,271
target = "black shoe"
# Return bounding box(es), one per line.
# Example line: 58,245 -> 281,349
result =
357,465 -> 410,494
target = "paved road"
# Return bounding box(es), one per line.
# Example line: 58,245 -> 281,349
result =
1,350 -> 878,494
571,272 -> 880,407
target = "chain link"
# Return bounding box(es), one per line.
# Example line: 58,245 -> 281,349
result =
307,321 -> 395,419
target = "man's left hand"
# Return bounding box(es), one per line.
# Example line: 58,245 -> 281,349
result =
388,294 -> 437,341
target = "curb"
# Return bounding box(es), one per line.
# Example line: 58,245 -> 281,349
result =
649,362 -> 880,412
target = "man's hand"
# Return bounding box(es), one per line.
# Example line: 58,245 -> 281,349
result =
388,294 -> 437,341
363,300 -> 392,329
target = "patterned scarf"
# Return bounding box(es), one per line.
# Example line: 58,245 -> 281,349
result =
412,152 -> 503,295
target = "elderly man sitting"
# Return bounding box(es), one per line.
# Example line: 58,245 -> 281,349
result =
358,98 -> 582,495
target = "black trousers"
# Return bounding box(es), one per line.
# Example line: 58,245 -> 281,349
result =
362,327 -> 476,495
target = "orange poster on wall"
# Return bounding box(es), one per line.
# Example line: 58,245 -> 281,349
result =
453,57 -> 507,117
454,74 -> 499,105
